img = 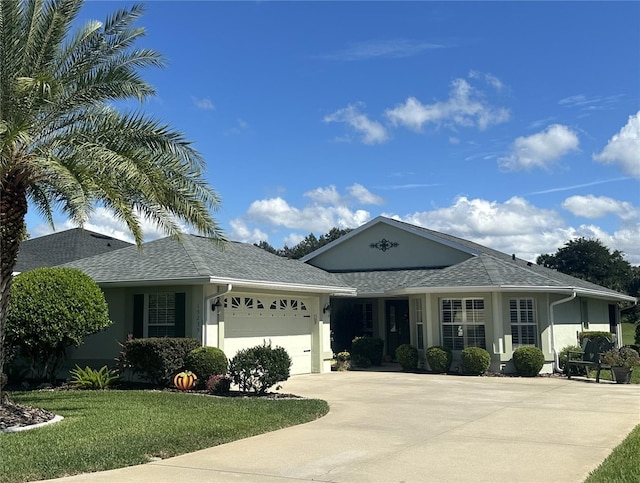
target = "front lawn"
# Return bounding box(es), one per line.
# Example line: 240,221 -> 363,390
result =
586,424 -> 640,483
0,390 -> 328,482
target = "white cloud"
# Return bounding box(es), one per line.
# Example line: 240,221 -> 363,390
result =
192,97 -> 215,110
324,103 -> 389,144
562,195 -> 638,221
31,207 -> 187,244
347,183 -> 385,205
304,185 -> 342,205
228,218 -> 268,244
320,39 -> 444,61
392,196 -> 639,263
593,111 -> 640,178
499,124 -> 579,171
385,77 -> 510,132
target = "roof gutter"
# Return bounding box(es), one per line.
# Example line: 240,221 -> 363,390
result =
549,291 -> 577,373
207,277 -> 357,296
203,284 -> 232,347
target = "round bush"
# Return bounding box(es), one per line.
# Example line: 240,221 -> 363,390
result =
426,346 -> 453,373
7,267 -> 112,382
395,344 -> 418,371
351,336 -> 384,367
185,346 -> 228,386
512,346 -> 545,377
460,347 -> 491,375
229,342 -> 291,394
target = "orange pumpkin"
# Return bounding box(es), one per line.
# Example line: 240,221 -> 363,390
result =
174,371 -> 197,390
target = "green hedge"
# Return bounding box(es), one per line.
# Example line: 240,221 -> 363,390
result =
395,344 -> 419,371
118,338 -> 201,386
351,336 -> 384,367
512,346 -> 545,377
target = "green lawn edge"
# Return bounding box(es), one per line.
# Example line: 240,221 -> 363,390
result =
0,390 -> 329,483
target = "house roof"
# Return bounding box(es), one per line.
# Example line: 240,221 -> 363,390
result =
316,217 -> 635,302
14,228 -> 132,273
63,235 -> 356,295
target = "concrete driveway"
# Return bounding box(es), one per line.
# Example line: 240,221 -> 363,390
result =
50,370 -> 640,483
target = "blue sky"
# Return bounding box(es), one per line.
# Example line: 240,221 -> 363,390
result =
28,1 -> 640,263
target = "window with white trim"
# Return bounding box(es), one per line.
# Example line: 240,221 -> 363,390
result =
147,292 -> 176,337
509,298 -> 537,347
441,298 -> 486,350
412,298 -> 424,350
355,303 -> 373,335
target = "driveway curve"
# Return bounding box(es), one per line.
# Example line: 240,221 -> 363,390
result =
50,371 -> 640,482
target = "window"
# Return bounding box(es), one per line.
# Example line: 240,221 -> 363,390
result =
510,298 -> 537,347
441,298 -> 486,350
133,292 -> 185,338
355,303 -> 373,335
147,293 -> 176,337
413,299 -> 424,350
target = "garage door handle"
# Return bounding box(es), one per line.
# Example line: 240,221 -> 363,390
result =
303,349 -> 311,352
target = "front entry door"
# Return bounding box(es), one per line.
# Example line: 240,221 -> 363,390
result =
386,300 -> 410,358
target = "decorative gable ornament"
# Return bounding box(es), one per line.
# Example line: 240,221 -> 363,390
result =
369,238 -> 399,252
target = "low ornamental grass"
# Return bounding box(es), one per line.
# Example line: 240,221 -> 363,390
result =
0,390 -> 328,483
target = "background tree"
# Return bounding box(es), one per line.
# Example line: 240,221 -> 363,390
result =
6,267 -> 112,382
0,0 -> 224,400
256,227 -> 352,259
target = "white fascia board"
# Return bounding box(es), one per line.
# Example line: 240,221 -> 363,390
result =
389,284 -> 636,302
207,277 -> 357,296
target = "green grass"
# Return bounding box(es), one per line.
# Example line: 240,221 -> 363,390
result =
621,321 -> 636,346
0,390 -> 328,483
585,424 -> 640,483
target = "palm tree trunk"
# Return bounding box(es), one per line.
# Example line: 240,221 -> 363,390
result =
0,173 -> 28,404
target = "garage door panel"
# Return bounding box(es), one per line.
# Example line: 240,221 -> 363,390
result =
223,295 -> 313,375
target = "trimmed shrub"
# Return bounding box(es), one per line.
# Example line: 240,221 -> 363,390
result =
185,347 -> 228,387
460,347 -> 491,375
351,336 -> 384,367
206,374 -> 232,395
426,346 -> 453,373
395,344 -> 419,371
512,346 -> 545,377
635,324 -> 640,346
229,342 -> 292,394
118,338 -> 200,386
578,331 -> 612,345
6,267 -> 112,382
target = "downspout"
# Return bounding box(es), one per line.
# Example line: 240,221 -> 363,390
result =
549,291 -> 577,373
203,284 -> 233,347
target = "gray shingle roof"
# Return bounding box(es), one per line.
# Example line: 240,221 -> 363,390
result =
14,228 -> 132,272
63,235 -> 353,292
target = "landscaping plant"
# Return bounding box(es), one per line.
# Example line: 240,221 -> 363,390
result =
206,374 -> 232,395
185,347 -> 228,388
512,346 -> 545,377
229,342 -> 292,394
118,338 -> 200,386
0,0 -> 225,404
334,351 -> 351,371
425,346 -> 453,373
6,268 -> 112,382
350,336 -> 384,367
460,347 -> 491,375
69,365 -> 118,390
395,344 -> 419,371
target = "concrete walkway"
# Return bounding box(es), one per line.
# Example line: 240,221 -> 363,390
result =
49,371 -> 640,483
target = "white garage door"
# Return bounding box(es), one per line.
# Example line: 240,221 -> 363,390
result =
224,295 -> 313,375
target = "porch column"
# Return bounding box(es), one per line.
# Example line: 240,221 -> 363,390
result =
491,292 -> 504,357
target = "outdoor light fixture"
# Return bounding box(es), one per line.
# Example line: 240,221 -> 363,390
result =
211,299 -> 223,311
323,303 -> 331,314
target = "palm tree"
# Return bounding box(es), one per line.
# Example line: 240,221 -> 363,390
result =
0,0 -> 225,400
